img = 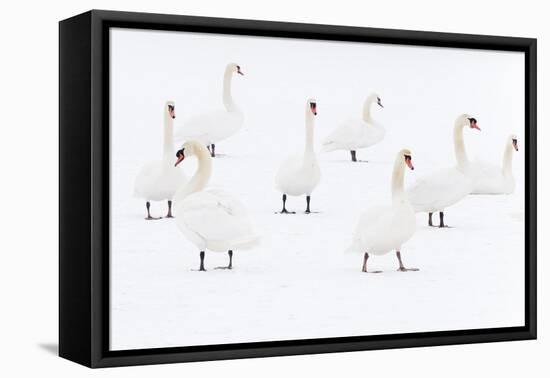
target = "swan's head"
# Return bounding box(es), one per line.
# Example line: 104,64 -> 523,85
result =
458,114 -> 480,130
308,99 -> 317,116
400,148 -> 414,170
367,93 -> 384,108
510,134 -> 519,151
166,101 -> 176,119
227,63 -> 244,76
174,140 -> 205,167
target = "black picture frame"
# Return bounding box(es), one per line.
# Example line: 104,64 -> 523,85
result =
59,9 -> 537,368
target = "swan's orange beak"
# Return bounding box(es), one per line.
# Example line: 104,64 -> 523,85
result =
175,150 -> 185,167
405,156 -> 414,170
470,119 -> 480,130
237,68 -> 244,75
310,103 -> 317,116
513,139 -> 519,151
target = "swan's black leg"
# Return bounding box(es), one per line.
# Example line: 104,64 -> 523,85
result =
428,212 -> 433,227
279,194 -> 295,214
305,196 -> 311,214
227,250 -> 233,269
362,252 -> 382,273
211,144 -> 216,158
396,251 -> 419,272
350,150 -> 357,162
199,251 -> 206,271
145,201 -> 160,220
439,211 -> 446,228
165,200 -> 174,218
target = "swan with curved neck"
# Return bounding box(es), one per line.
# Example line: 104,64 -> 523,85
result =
134,101 -> 186,219
407,114 -> 480,227
175,63 -> 244,157
173,140 -> 259,271
322,92 -> 385,162
470,134 -> 519,194
275,99 -> 321,214
346,149 -> 417,273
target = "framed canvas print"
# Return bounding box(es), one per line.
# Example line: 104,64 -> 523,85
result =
59,10 -> 537,368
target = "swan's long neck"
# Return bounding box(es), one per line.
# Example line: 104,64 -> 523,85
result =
391,155 -> 406,204
304,107 -> 315,160
362,96 -> 375,123
163,111 -> 175,161
222,68 -> 237,112
453,120 -> 469,168
502,142 -> 514,176
174,145 -> 212,202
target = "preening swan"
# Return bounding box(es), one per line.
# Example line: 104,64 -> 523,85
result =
175,63 -> 244,157
134,101 -> 187,220
407,114 -> 480,227
173,140 -> 260,271
322,93 -> 384,162
275,99 -> 321,214
346,149 -> 417,273
469,135 -> 518,194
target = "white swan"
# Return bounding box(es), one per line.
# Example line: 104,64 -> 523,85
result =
175,63 -> 244,157
173,140 -> 260,271
275,99 -> 321,214
322,93 -> 384,162
134,101 -> 187,219
346,149 -> 417,273
407,114 -> 480,227
469,135 -> 518,194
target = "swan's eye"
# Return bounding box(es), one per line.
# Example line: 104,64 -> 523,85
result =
404,154 -> 411,161
176,149 -> 184,158
168,105 -> 174,111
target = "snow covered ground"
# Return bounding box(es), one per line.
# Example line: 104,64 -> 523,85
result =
109,28 -> 526,350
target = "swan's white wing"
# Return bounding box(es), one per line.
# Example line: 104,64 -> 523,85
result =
175,110 -> 244,144
323,119 -> 384,151
407,167 -> 471,212
177,190 -> 258,252
134,161 -> 162,197
322,120 -> 364,151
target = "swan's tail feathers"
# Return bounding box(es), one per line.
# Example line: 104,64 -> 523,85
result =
207,234 -> 261,252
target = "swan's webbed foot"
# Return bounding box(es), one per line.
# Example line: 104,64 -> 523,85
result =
278,194 -> 296,214
397,267 -> 419,272
145,201 -> 161,220
279,209 -> 296,214
396,251 -> 419,272
215,250 -> 233,270
362,253 -> 383,273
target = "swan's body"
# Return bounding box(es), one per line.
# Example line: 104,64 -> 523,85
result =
134,101 -> 186,219
322,93 -> 384,162
469,135 -> 518,194
173,141 -> 259,270
275,99 -> 321,213
347,149 -> 417,272
407,114 -> 480,227
175,63 -> 244,157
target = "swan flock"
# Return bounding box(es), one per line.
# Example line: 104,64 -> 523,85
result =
133,62 -> 520,273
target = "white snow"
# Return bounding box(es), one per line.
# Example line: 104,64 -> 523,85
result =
109,28 -> 526,350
